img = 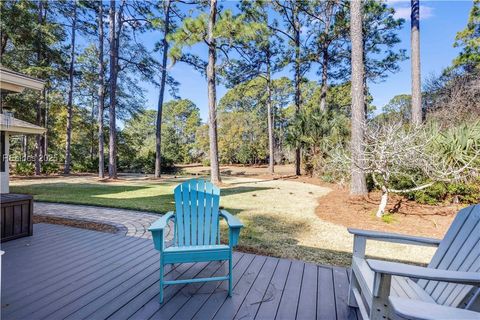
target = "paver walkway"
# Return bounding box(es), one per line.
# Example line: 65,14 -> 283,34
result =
34,202 -> 172,240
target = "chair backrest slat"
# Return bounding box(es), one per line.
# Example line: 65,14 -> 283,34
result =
204,182 -> 213,244
444,256 -> 480,308
419,205 -> 480,307
189,180 -> 198,245
434,221 -> 480,304
174,186 -> 184,246
173,179 -> 220,247
197,180 -> 205,245
211,189 -> 220,244
182,183 -> 191,246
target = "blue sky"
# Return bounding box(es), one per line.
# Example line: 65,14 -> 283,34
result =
140,1 -> 473,122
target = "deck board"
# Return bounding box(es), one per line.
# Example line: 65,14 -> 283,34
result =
276,260 -> 304,320
296,262 -> 319,320
4,233 -> 139,295
254,258 -> 291,320
169,254 -> 254,320
317,267 -> 337,319
1,223 -> 356,320
192,255 -> 267,320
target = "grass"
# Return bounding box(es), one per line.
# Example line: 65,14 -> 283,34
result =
381,213 -> 396,224
11,181 -> 177,213
11,174 -> 436,267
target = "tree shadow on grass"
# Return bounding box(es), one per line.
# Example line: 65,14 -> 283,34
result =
218,209 -> 353,266
220,210 -> 427,268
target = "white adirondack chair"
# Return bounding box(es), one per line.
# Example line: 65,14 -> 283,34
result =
348,204 -> 480,320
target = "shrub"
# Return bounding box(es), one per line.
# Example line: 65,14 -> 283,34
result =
446,182 -> 480,204
202,158 -> 210,167
41,162 -> 60,175
118,151 -> 176,174
13,161 -> 34,176
404,181 -> 480,205
72,158 -> 98,173
409,182 -> 448,205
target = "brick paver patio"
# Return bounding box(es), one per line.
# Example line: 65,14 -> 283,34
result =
34,202 -> 173,240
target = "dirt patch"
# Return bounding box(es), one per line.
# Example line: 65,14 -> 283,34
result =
34,215 -> 118,234
316,186 -> 461,239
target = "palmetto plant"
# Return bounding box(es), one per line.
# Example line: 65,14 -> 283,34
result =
428,121 -> 480,181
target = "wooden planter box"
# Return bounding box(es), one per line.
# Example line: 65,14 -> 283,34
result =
1,193 -> 33,242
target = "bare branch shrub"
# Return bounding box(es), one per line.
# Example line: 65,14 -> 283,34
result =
328,120 -> 480,217
424,69 -> 480,126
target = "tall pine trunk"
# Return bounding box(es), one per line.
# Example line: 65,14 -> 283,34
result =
108,0 -> 117,179
97,1 -> 105,178
207,0 -> 221,184
320,2 -> 333,112
155,0 -> 171,179
320,51 -> 328,112
43,89 -> 48,158
411,0 -> 422,125
34,1 -> 43,176
64,0 -> 77,174
90,94 -> 95,160
266,46 -> 274,174
350,0 -> 368,196
293,2 -> 301,176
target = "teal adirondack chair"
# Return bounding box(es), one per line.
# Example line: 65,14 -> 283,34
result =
148,179 -> 243,303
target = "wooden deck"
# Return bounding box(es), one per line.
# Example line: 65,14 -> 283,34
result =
1,223 -> 359,320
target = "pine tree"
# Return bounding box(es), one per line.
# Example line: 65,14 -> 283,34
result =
64,0 -> 77,174
453,0 -> 480,70
169,1 -> 261,184
226,0 -> 279,174
350,0 -> 368,196
108,0 -> 118,178
154,0 -> 172,179
271,0 -> 310,176
411,0 -> 422,125
97,0 -> 106,178
305,0 -> 345,112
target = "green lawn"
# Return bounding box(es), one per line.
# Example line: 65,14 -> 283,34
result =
11,180 -> 177,213
11,175 -> 436,267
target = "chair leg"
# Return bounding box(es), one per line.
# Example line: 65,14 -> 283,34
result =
228,254 -> 233,297
159,261 -> 164,303
348,270 -> 359,307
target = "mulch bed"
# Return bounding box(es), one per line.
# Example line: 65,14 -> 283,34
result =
315,186 -> 461,239
33,215 -> 118,234
218,168 -> 461,239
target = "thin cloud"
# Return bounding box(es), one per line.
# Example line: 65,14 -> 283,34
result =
386,0 -> 410,4
393,5 -> 434,20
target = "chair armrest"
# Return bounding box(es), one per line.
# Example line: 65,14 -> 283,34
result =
367,259 -> 480,286
220,209 -> 243,247
148,211 -> 174,231
148,211 -> 174,252
389,297 -> 480,320
348,228 -> 441,247
220,210 -> 243,228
